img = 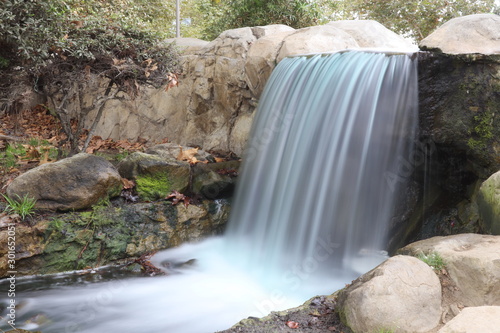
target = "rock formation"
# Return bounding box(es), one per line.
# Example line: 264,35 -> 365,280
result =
6,153 -> 122,211
420,14 -> 500,54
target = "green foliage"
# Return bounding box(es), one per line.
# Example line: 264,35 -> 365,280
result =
198,0 -> 338,40
0,0 -> 179,68
417,252 -> 446,271
2,194 -> 37,220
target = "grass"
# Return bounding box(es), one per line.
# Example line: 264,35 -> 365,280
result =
2,193 -> 37,219
0,143 -> 27,170
417,251 -> 446,271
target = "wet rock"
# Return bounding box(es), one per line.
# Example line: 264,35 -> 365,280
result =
418,52 -> 500,179
438,306 -> 500,333
477,170 -> 500,234
420,14 -> 500,55
6,153 -> 122,211
399,233 -> 500,307
191,160 -> 240,199
0,200 -> 230,277
337,255 -> 442,333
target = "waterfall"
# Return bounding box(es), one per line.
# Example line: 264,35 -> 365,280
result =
226,51 -> 418,283
0,51 -> 419,333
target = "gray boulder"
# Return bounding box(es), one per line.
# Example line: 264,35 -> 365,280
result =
420,14 -> 500,54
328,20 -> 417,51
6,153 -> 122,211
399,234 -> 500,307
477,170 -> 500,234
338,255 -> 442,333
164,37 -> 210,54
438,306 -> 500,333
276,25 -> 359,62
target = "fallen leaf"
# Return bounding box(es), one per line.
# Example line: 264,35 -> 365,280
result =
121,178 -> 135,190
165,73 -> 179,92
165,190 -> 190,207
113,58 -> 126,66
177,146 -> 199,163
70,20 -> 84,29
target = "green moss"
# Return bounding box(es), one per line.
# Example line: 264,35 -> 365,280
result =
467,110 -> 494,150
135,172 -> 171,201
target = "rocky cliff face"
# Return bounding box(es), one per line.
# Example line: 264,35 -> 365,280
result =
84,21 -> 416,156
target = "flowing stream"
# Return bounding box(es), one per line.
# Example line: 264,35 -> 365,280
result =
0,51 -> 418,333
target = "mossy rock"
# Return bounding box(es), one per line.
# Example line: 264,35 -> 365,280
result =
117,152 -> 190,201
477,170 -> 500,234
418,53 -> 500,178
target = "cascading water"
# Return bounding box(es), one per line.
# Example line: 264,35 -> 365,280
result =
0,51 -> 418,333
226,51 -> 418,283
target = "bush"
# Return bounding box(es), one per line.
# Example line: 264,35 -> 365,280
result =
0,0 -> 178,69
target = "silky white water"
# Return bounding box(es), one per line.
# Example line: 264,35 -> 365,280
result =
0,51 -> 418,333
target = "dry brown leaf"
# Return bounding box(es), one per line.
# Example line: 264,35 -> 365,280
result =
177,146 -> 199,162
121,178 -> 135,190
39,149 -> 51,165
214,157 -> 225,163
165,73 -> 179,92
112,58 -> 126,66
70,20 -> 84,29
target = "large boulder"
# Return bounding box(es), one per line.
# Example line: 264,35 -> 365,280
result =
438,306 -> 500,333
245,27 -> 295,97
276,25 -> 359,62
337,255 -> 442,333
6,153 -> 122,211
477,170 -> 500,234
420,14 -> 500,55
399,234 -> 500,307
328,20 -> 417,51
